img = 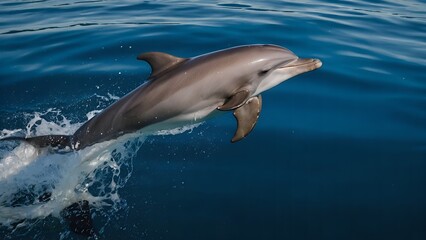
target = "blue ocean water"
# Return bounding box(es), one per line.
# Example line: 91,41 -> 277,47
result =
0,0 -> 425,239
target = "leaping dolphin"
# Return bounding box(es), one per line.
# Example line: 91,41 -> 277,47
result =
1,44 -> 322,150
1,44 -> 322,237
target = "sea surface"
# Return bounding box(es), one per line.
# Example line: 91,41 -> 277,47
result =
0,0 -> 425,239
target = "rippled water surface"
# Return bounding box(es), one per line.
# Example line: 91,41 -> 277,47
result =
0,0 -> 425,239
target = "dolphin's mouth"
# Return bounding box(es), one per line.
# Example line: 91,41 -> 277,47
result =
278,58 -> 322,70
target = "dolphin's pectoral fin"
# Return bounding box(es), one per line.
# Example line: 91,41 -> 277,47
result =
137,52 -> 188,78
217,90 -> 250,111
231,95 -> 262,142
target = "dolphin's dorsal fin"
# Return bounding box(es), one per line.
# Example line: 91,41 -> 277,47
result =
137,52 -> 187,78
231,95 -> 262,142
217,90 -> 250,111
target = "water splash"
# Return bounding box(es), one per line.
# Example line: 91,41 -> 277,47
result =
0,98 -> 201,238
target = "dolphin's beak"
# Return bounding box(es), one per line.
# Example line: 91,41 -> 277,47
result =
282,58 -> 322,70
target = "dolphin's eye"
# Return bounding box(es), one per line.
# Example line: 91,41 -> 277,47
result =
259,69 -> 270,76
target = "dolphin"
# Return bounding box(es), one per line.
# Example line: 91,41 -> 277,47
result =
1,44 -> 322,150
1,44 -> 322,237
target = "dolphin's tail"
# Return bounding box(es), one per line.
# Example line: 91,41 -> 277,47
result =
0,135 -> 73,150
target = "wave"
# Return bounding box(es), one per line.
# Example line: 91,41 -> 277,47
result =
0,95 -> 201,238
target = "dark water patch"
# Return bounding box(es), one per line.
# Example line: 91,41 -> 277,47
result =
120,129 -> 426,240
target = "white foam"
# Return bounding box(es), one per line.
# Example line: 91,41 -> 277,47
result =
154,122 -> 203,136
0,97 -> 202,235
